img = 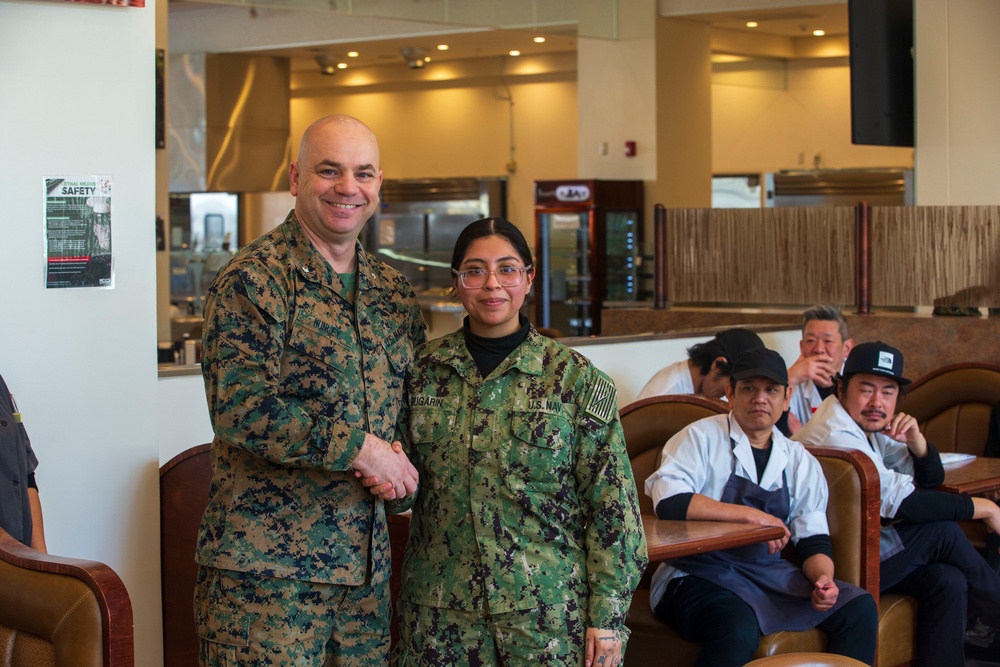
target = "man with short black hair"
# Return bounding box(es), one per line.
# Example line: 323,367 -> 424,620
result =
645,347 -> 877,667
794,341 -> 1000,667
636,328 -> 764,401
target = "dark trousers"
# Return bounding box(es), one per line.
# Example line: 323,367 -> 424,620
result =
654,575 -> 877,667
881,520 -> 1000,667
987,532 -> 1000,573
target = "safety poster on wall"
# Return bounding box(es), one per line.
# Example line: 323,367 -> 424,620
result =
43,175 -> 115,289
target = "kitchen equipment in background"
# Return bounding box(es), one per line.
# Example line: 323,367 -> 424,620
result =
534,180 -> 645,337
367,177 -> 506,339
713,174 -> 764,208
168,192 -> 239,316
367,178 -> 507,295
765,168 -> 913,207
240,190 -> 297,245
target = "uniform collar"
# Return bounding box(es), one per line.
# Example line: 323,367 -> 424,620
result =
280,211 -> 390,295
428,326 -> 547,383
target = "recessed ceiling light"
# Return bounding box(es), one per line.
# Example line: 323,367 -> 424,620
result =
437,44 -> 449,51
813,29 -> 825,36
424,56 -> 432,62
347,51 -> 359,58
533,36 -> 546,43
746,21 -> 759,28
337,62 -> 347,69
509,50 -> 521,57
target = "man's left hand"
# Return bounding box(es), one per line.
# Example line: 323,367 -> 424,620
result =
810,575 -> 840,612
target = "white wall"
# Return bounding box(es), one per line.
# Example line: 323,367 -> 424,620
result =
0,3 -> 161,666
158,373 -> 214,464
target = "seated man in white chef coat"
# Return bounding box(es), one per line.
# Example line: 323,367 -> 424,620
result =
645,347 -> 877,667
635,328 -> 764,401
793,341 -> 1000,667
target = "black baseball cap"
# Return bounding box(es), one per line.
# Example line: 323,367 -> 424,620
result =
842,341 -> 911,385
730,347 -> 788,386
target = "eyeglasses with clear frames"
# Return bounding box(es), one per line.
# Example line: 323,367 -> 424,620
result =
451,265 -> 533,289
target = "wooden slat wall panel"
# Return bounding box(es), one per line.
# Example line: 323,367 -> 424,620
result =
665,207 -> 855,305
870,206 -> 1000,307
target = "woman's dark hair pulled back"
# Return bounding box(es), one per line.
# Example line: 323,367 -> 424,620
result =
450,217 -> 534,270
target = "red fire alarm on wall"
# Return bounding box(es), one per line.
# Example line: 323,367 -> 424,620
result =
625,141 -> 637,157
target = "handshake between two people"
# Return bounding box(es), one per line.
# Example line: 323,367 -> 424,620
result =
352,433 -> 416,501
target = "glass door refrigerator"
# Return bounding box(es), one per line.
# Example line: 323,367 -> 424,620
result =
534,179 -> 645,337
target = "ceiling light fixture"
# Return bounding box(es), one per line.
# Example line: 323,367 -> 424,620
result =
813,29 -> 826,36
314,54 -> 338,75
437,44 -> 449,51
745,21 -> 758,28
509,50 -> 521,57
337,62 -> 348,70
400,47 -> 427,69
533,36 -> 546,43
347,51 -> 359,58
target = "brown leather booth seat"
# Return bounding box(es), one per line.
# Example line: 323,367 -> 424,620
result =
160,443 -> 213,667
619,395 -> 916,666
902,363 -> 1000,456
0,529 -> 133,667
903,362 -> 1000,554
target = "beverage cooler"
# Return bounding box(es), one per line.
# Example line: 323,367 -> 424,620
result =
534,179 -> 644,337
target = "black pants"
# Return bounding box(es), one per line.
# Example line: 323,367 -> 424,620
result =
654,575 -> 878,667
987,532 -> 1000,573
881,521 -> 1000,667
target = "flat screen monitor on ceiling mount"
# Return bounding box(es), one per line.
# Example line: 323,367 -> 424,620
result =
849,0 -> 915,147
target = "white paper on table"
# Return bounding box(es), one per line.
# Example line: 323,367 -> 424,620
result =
940,452 -> 977,466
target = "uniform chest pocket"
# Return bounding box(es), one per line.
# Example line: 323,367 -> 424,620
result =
382,327 -> 416,383
505,412 -> 573,492
409,409 -> 457,490
285,321 -> 353,373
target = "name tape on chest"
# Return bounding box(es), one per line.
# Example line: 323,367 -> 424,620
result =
411,395 -> 446,408
584,376 -> 617,424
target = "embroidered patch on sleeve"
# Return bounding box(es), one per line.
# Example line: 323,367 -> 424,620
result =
585,376 -> 617,423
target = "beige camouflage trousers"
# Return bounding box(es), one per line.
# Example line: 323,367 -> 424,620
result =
195,565 -> 390,667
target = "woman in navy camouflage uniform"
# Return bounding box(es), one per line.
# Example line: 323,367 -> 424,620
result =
369,218 -> 647,667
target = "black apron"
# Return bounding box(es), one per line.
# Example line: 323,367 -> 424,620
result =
671,440 -> 866,635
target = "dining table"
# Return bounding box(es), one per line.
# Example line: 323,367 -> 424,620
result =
642,514 -> 788,563
939,456 -> 1000,496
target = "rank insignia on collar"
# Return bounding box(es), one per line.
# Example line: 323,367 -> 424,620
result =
585,376 -> 617,423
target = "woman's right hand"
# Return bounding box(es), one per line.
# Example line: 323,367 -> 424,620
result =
358,472 -> 398,500
354,440 -> 406,499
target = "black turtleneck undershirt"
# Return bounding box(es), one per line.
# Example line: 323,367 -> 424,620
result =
463,314 -> 531,377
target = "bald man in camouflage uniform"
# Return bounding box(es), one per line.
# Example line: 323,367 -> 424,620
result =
391,327 -> 647,666
195,115 -> 426,666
